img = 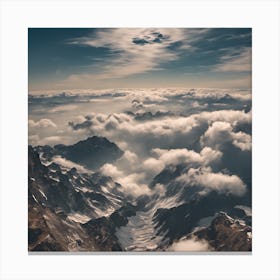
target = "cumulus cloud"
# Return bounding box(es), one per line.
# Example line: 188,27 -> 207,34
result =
117,173 -> 152,197
28,118 -> 57,128
28,88 -> 251,202
69,109 -> 251,136
120,150 -> 138,164
176,167 -> 246,196
232,131 -> 252,151
201,121 -> 251,151
68,109 -> 251,155
142,147 -> 222,177
169,237 -> 211,252
154,147 -> 221,166
100,163 -> 151,197
201,121 -> 232,149
197,109 -> 251,125
100,163 -> 123,178
142,157 -> 165,176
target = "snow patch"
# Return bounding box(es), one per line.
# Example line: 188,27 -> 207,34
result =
49,175 -> 60,182
38,189 -> 48,200
67,213 -> 91,224
32,194 -> 38,203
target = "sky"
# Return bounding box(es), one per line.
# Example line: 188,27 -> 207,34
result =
28,28 -> 251,92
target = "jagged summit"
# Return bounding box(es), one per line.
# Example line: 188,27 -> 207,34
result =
36,135 -> 124,170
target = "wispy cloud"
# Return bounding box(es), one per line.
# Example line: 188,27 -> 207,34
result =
67,28 -> 208,81
29,28 -> 252,90
213,47 -> 251,72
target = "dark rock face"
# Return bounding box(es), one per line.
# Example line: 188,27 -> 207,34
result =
28,133 -> 252,252
35,136 -> 123,170
228,206 -> 252,226
28,146 -> 127,252
130,110 -> 175,121
192,213 -> 252,251
152,190 -> 251,247
150,164 -> 185,188
53,136 -> 124,170
28,197 -> 95,251
28,145 -> 48,176
83,203 -> 137,251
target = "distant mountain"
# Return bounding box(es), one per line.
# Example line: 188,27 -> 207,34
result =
36,136 -> 124,170
125,110 -> 175,121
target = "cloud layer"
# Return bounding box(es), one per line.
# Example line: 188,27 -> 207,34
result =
29,88 -> 251,199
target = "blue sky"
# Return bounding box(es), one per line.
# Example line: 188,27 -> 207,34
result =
28,28 -> 251,92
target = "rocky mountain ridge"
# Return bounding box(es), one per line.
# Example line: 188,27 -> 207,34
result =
28,135 -> 252,252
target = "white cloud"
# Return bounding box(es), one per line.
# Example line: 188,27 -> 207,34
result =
152,148 -> 203,165
29,87 -> 252,102
66,108 -> 251,160
117,173 -> 152,197
153,183 -> 166,197
176,167 -> 246,196
68,29 -> 202,80
140,147 -> 222,182
91,109 -> 249,136
201,121 -> 232,148
119,150 -> 138,164
100,163 -> 124,178
28,88 -> 251,201
169,237 -> 211,252
28,118 -> 57,128
201,121 -> 251,151
52,156 -> 90,173
232,131 -> 252,151
198,110 -> 251,125
142,157 -> 165,176
199,147 -> 223,165
100,163 -> 151,197
150,146 -> 221,168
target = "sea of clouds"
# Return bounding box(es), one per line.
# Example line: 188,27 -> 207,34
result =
29,88 -> 251,198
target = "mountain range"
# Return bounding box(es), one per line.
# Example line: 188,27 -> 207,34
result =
28,135 -> 251,252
